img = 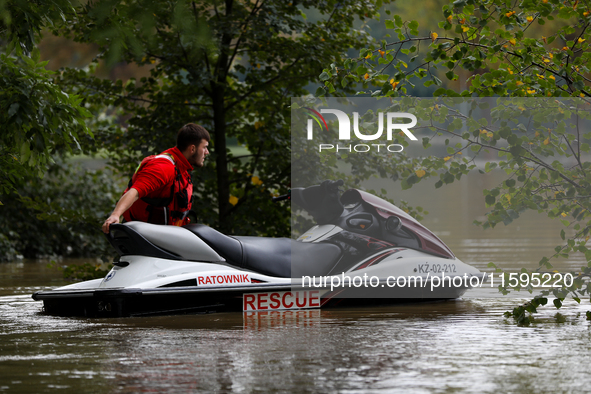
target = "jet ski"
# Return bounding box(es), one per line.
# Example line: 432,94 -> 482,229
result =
32,181 -> 483,317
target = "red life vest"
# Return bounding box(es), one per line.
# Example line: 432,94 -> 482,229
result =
124,152 -> 193,226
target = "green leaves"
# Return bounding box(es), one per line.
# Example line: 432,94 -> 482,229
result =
0,47 -> 92,197
328,0 -> 591,100
0,0 -> 77,54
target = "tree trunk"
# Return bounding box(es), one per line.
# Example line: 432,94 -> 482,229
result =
211,0 -> 234,232
211,88 -> 230,231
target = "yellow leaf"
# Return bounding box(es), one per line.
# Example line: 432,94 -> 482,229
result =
430,32 -> 438,42
549,75 -> 555,80
251,176 -> 263,186
578,38 -> 586,43
378,50 -> 385,57
462,26 -> 469,33
561,212 -> 567,217
543,137 -> 550,145
509,38 -> 516,45
415,169 -> 426,178
447,15 -> 452,23
229,195 -> 239,206
526,16 -> 534,22
365,53 -> 372,59
443,156 -> 451,162
364,73 -> 370,80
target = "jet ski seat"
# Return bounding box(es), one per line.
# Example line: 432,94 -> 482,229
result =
184,224 -> 342,278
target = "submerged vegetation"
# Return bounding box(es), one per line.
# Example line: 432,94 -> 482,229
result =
0,158 -> 121,261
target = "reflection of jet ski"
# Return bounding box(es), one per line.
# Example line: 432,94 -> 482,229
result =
32,181 -> 482,317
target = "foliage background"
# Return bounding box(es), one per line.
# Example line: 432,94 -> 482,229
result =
314,0 -> 591,324
0,0 -> 390,260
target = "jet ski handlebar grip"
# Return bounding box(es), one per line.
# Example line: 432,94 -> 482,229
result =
272,191 -> 291,202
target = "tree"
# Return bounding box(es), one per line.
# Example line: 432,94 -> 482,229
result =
0,0 -> 92,202
316,0 -> 591,325
55,0 -> 391,236
0,1 -> 127,261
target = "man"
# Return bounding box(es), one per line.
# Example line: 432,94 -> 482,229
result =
102,123 -> 209,233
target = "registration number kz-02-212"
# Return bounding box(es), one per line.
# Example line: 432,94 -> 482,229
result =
415,263 -> 457,274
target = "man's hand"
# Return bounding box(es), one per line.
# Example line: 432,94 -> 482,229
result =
102,215 -> 120,234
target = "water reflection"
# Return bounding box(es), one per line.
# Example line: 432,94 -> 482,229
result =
1,290 -> 590,393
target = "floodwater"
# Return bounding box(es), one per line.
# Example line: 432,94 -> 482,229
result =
2,171 -> 591,393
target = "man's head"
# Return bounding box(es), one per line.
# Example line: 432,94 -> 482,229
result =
177,123 -> 210,167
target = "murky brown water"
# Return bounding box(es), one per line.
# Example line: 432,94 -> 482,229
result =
2,171 -> 591,393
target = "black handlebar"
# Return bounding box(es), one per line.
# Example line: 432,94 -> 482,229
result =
272,189 -> 291,202
326,179 -> 344,191
290,180 -> 345,225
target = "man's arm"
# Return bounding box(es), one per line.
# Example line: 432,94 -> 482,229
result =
102,188 -> 139,233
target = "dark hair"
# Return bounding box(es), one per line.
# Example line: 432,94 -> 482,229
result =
177,123 -> 210,151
